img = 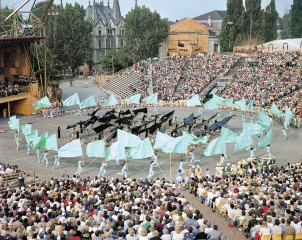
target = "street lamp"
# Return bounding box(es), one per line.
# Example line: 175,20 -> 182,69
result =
227,21 -> 234,52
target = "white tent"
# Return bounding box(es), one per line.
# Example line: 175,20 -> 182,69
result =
258,38 -> 302,51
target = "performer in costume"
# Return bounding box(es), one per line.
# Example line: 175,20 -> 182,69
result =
75,109 -> 82,117
75,158 -> 84,175
242,113 -> 245,122
36,147 -> 42,163
97,160 -> 107,177
27,141 -> 33,155
117,162 -> 128,178
147,161 -> 156,178
267,144 -> 271,155
53,153 -> 60,169
220,154 -> 226,164
205,168 -> 211,178
16,135 -> 21,151
178,159 -> 186,174
282,127 -> 287,140
41,151 -> 49,166
249,147 -> 256,158
175,170 -> 182,185
189,152 -> 200,165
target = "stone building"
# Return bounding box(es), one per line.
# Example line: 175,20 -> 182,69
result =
84,0 -> 124,72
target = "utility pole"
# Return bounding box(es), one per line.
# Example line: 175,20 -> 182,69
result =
112,54 -> 114,74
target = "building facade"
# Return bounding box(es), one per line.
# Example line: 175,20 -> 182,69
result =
84,0 -> 124,72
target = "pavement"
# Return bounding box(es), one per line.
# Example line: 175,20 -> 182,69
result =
0,106 -> 301,182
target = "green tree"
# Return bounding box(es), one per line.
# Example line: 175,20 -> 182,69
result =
51,3 -> 92,73
219,0 -> 244,52
244,0 -> 263,43
290,0 -> 302,38
261,0 -> 278,42
280,10 -> 291,39
124,5 -> 168,62
102,47 -> 132,73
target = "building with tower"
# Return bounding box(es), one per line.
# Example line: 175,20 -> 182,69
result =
84,0 -> 124,72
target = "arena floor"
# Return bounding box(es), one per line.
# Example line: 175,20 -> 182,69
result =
0,106 -> 301,182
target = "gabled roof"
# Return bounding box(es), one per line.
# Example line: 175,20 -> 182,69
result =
170,18 -> 207,33
193,10 -> 226,21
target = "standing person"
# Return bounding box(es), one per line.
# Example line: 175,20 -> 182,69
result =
153,105 -> 158,113
53,153 -> 60,169
97,160 -> 107,177
205,168 -> 211,178
220,154 -> 226,164
75,109 -> 82,117
27,141 -> 32,155
152,154 -> 161,167
189,152 -> 200,165
36,147 -> 42,163
179,159 -> 186,174
216,109 -> 221,118
50,109 -> 54,119
267,144 -> 271,155
75,158 -> 84,175
282,127 -> 287,140
175,170 -> 182,185
250,114 -> 254,123
14,131 -> 18,143
16,135 -> 21,151
57,126 -> 61,139
3,108 -> 7,118
117,162 -> 128,178
197,107 -> 202,115
76,131 -> 79,139
41,151 -> 48,166
249,147 -> 256,159
18,173 -> 25,187
242,113 -> 246,122
147,161 -> 156,178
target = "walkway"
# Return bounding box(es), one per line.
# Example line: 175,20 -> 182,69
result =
179,189 -> 247,240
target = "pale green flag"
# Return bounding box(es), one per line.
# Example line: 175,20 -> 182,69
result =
105,141 -> 126,161
10,115 -> 17,121
86,140 -> 105,158
117,129 -> 142,148
243,122 -> 262,136
183,131 -> 208,145
270,102 -> 283,117
222,98 -> 234,108
126,138 -> 154,159
234,99 -> 245,111
33,96 -> 52,110
34,134 -> 58,151
220,127 -> 238,143
204,137 -> 226,156
20,124 -> 32,135
246,101 -> 253,112
204,94 -> 225,110
63,93 -> 80,107
257,110 -> 272,129
25,130 -> 38,143
154,132 -> 174,149
235,131 -> 253,152
258,128 -> 273,148
80,95 -> 96,109
143,93 -> 158,104
59,139 -> 83,158
125,94 -> 141,105
187,94 -> 201,107
8,118 -> 19,131
102,94 -> 118,107
33,132 -> 48,149
163,136 -> 190,154
284,106 -> 293,127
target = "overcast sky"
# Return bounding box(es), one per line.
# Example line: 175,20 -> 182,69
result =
51,0 -> 293,20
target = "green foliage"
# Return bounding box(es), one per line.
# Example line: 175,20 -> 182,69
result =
261,0 -> 278,42
280,11 -> 291,39
101,47 -> 132,73
124,5 -> 168,62
290,0 -> 302,38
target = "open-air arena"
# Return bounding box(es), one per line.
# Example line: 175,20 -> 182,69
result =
1,0 -> 302,240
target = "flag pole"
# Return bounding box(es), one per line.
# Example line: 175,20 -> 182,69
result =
156,163 -> 169,179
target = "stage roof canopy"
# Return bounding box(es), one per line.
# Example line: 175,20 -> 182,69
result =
258,38 -> 302,51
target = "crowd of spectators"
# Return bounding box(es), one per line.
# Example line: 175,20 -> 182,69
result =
182,160 -> 302,240
0,173 -> 227,240
0,76 -> 33,98
220,52 -> 302,114
178,55 -> 240,100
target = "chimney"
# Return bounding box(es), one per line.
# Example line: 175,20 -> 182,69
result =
208,15 -> 212,27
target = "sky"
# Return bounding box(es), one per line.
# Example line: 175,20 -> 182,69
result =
52,0 -> 293,20
7,0 -> 293,20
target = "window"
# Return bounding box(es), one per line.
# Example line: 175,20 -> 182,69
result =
107,39 -> 114,48
120,39 -> 124,47
107,29 -> 113,35
119,29 -> 124,35
99,40 -> 102,48
99,30 -> 101,35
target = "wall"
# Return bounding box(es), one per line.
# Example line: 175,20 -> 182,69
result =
0,45 -> 31,81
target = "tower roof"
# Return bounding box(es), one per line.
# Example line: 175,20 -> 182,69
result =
112,0 -> 121,21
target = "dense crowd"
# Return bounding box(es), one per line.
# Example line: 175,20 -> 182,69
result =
178,55 -> 240,100
0,76 -> 33,98
221,52 -> 302,114
182,160 -> 302,240
0,173 -> 226,240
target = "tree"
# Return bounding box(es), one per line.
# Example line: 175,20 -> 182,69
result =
290,0 -> 302,38
51,3 -> 93,73
244,0 -> 263,43
219,0 -> 244,52
101,48 -> 132,73
261,0 -> 278,42
280,10 -> 291,39
124,5 -> 168,62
